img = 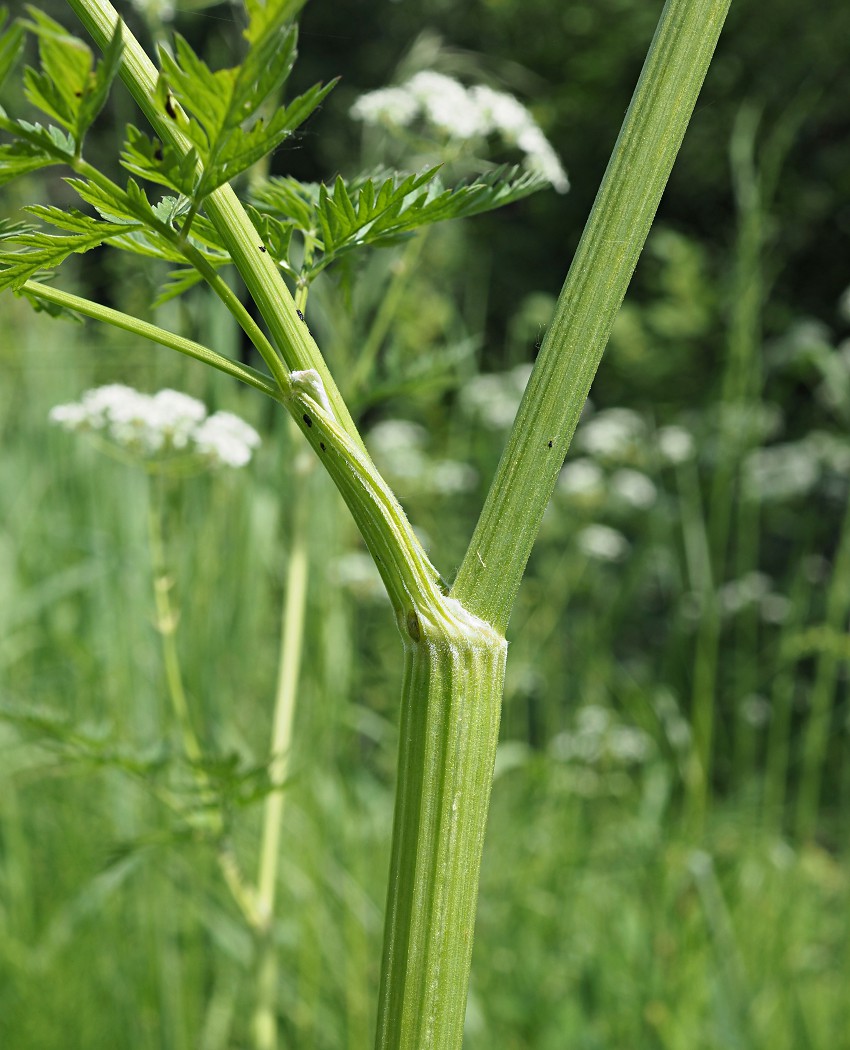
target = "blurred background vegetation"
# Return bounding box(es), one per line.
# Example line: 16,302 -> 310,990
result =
2,0 -> 850,1047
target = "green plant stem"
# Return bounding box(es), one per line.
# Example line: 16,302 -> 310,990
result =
148,480 -> 262,930
252,447 -> 311,1050
21,280 -> 281,400
451,0 -> 732,633
762,565 -> 810,827
795,490 -> 850,839
65,0 -> 365,448
147,483 -> 202,765
375,607 -> 507,1050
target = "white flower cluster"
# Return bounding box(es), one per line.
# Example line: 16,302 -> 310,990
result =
49,385 -> 260,469
351,71 -> 569,193
366,417 -> 477,495
459,364 -> 533,430
129,0 -> 175,23
742,431 -> 850,502
549,704 -> 654,768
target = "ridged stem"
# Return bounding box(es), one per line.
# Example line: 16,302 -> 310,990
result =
375,606 -> 507,1050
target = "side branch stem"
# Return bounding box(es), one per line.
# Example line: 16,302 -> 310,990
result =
451,0 -> 732,632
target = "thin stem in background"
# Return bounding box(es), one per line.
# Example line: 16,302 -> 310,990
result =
147,476 -> 263,929
762,564 -> 811,828
147,478 -> 203,765
795,488 -> 850,840
252,443 -> 311,1050
23,280 -> 282,401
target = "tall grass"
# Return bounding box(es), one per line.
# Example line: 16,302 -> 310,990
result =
2,258 -> 850,1045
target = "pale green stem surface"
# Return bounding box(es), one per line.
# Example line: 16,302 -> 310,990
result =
375,606 -> 507,1050
451,0 -> 732,633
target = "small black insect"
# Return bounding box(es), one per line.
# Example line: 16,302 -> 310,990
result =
319,442 -> 326,452
258,245 -> 267,252
165,93 -> 178,119
548,440 -> 553,449
74,90 -> 82,98
153,142 -> 164,162
296,309 -> 305,322
302,414 -> 312,428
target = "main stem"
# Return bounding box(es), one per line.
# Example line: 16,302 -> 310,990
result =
375,607 -> 507,1050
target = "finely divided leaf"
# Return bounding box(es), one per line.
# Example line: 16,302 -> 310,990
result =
76,21 -> 123,141
24,204 -> 141,237
245,204 -> 296,276
0,138 -> 58,185
317,166 -> 547,258
154,21 -> 333,199
0,225 -> 134,291
66,175 -> 156,226
243,0 -> 306,45
196,79 -> 336,197
21,8 -> 91,133
0,8 -> 25,91
250,165 -> 549,279
152,267 -> 206,307
19,10 -> 123,146
121,124 -> 199,196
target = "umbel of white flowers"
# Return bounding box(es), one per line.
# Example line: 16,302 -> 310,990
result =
351,71 -> 569,193
49,385 -> 261,469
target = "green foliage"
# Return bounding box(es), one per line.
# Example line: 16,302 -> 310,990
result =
252,164 -> 548,281
0,219 -> 139,291
151,22 -> 335,200
21,7 -> 122,149
0,7 -> 25,92
0,119 -> 74,185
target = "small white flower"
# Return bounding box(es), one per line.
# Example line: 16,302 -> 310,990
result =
367,419 -> 430,481
459,365 -> 531,430
407,71 -> 484,139
558,458 -> 604,498
578,705 -> 610,736
350,71 -> 568,191
48,402 -> 90,429
49,386 -> 260,470
331,551 -> 389,603
718,572 -> 772,614
610,468 -> 657,509
740,694 -> 771,728
576,523 -> 630,562
428,459 -> 478,494
194,411 -> 261,468
742,442 -> 819,501
130,0 -> 175,22
607,725 -> 654,764
576,407 -> 645,461
657,424 -> 695,464
350,86 -> 420,128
